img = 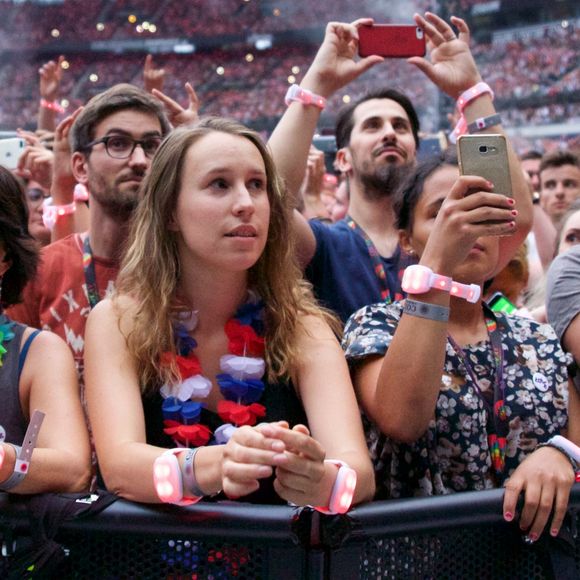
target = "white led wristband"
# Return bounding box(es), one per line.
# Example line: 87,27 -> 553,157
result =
314,460 -> 357,515
153,448 -> 203,506
0,410 -> 45,491
401,265 -> 480,303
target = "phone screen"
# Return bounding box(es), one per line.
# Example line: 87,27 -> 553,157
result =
488,293 -> 517,314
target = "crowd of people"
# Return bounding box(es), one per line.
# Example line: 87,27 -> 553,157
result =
0,3 -> 578,148
0,6 -> 580,576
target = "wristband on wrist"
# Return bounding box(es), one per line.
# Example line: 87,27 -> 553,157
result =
40,98 -> 65,114
313,460 -> 357,515
402,265 -> 481,303
404,299 -> 450,322
467,113 -> 502,134
182,447 -> 206,497
0,410 -> 45,491
450,82 -> 494,143
285,84 -> 327,110
42,197 -> 76,230
538,435 -> 580,481
153,448 -> 204,506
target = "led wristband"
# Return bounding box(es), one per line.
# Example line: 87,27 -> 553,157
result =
284,84 -> 327,110
541,435 -> 580,482
450,81 -> 495,143
40,98 -> 65,114
401,265 -> 480,303
42,197 -> 76,230
153,448 -> 203,506
314,460 -> 357,515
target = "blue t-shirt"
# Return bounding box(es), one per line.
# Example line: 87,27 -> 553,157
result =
306,219 -> 414,322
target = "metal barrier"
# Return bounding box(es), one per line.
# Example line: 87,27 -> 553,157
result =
1,486 -> 579,579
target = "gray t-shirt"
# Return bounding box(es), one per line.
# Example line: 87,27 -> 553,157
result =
546,245 -> 580,344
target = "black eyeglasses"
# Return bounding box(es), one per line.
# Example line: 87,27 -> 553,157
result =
84,134 -> 162,159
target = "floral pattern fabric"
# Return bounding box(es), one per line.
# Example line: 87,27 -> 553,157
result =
343,301 -> 570,499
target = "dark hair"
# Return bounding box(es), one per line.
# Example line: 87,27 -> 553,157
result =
335,88 -> 420,151
0,166 -> 39,307
520,150 -> 542,162
539,149 -> 580,175
70,83 -> 171,152
395,150 -> 458,231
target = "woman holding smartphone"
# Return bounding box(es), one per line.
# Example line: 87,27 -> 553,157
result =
344,153 -> 580,542
84,118 -> 374,509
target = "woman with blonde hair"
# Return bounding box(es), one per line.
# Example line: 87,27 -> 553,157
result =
84,117 -> 374,508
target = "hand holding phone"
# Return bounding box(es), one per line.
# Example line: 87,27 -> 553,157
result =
358,24 -> 426,58
0,138 -> 26,170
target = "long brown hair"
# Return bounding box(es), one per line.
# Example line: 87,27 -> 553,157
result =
116,117 -> 337,391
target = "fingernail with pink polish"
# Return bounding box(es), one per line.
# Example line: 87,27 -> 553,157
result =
507,198 -> 515,205
504,512 -> 513,522
511,210 -> 518,217
528,533 -> 538,542
551,528 -> 559,537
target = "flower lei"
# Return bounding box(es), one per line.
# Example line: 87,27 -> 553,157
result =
0,313 -> 15,367
160,296 -> 266,448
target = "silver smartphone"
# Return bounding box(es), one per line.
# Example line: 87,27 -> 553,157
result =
0,137 -> 25,170
457,134 -> 512,196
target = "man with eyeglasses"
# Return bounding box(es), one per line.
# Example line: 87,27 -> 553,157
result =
9,83 -> 171,388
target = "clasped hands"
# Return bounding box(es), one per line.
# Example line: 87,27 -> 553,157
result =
221,421 -> 330,507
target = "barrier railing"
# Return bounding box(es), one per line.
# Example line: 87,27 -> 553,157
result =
1,485 -> 579,579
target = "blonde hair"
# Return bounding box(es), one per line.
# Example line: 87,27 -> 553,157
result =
115,117 -> 337,392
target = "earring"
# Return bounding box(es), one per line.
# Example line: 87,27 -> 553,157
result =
407,249 -> 416,256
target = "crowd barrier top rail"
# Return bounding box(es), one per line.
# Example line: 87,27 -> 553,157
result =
1,484 -> 579,539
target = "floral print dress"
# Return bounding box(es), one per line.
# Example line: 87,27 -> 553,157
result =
343,301 -> 570,499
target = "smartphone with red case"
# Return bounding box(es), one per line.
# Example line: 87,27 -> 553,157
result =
358,24 -> 426,58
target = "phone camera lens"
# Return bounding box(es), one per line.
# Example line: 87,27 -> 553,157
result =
479,145 -> 488,154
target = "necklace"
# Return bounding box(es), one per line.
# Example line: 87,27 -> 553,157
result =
160,295 -> 267,448
0,313 -> 15,367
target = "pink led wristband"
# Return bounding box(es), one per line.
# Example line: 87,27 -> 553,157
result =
284,84 -> 327,110
42,197 -> 76,230
314,460 -> 357,515
402,265 -> 480,303
450,81 -> 495,143
153,448 -> 203,506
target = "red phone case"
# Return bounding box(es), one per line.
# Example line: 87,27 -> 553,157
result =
358,25 -> 426,58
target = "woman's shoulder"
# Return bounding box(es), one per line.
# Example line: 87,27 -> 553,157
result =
342,301 -> 404,360
87,294 -> 139,336
499,312 -> 560,344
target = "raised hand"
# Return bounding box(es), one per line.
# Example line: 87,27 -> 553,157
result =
39,55 -> 65,102
301,19 -> 384,98
419,174 -> 516,276
152,82 -> 200,128
408,12 -> 482,99
143,54 -> 165,94
17,130 -> 54,189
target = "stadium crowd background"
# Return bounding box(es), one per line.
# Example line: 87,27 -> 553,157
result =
0,0 -> 578,154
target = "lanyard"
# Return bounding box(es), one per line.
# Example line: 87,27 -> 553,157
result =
82,235 -> 101,310
447,306 -> 509,475
345,215 -> 392,304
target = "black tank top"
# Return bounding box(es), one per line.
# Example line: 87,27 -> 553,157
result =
0,320 -> 31,446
